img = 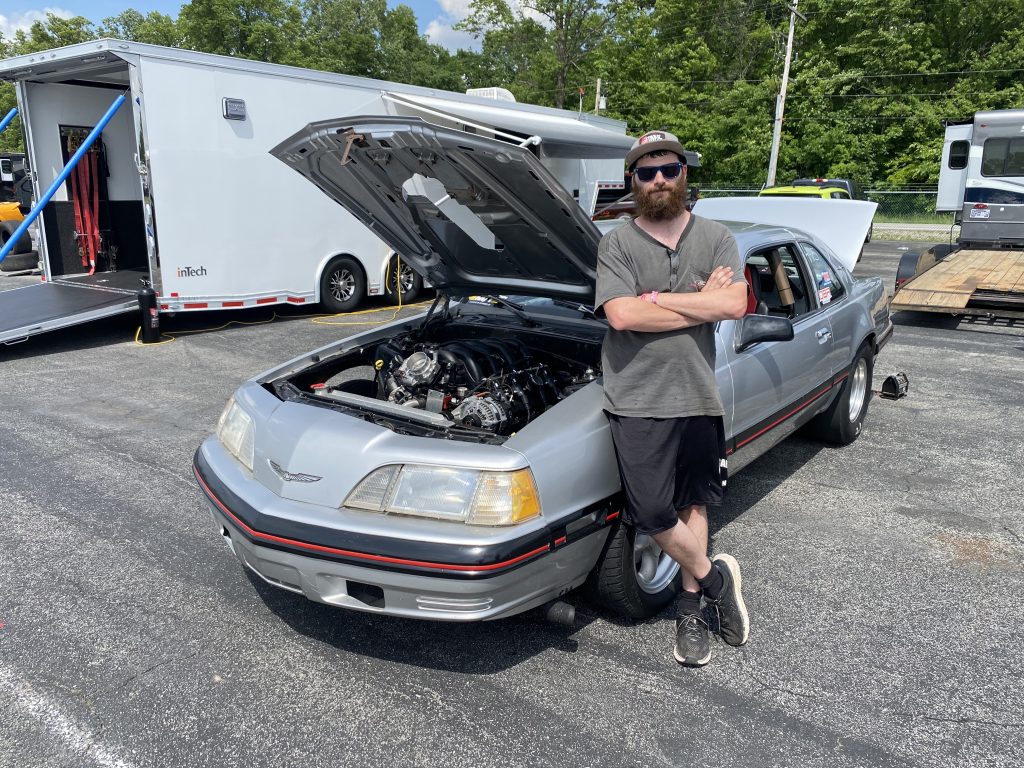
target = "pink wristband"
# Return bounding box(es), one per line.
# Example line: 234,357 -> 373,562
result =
650,291 -> 659,305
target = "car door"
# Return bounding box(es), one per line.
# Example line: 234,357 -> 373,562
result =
799,239 -> 855,375
723,242 -> 835,457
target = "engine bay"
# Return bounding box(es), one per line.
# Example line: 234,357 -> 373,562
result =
273,319 -> 603,443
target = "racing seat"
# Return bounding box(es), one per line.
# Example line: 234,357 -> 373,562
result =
743,264 -> 768,315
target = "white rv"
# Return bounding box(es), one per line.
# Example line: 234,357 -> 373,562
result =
893,109 -> 1024,319
0,39 -> 632,344
937,109 -> 1024,245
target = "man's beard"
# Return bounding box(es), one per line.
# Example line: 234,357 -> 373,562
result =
634,178 -> 688,220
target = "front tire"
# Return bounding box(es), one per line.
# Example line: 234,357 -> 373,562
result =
588,522 -> 681,619
319,256 -> 365,313
810,343 -> 873,445
384,254 -> 422,305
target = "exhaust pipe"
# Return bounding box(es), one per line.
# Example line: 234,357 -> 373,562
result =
543,599 -> 575,626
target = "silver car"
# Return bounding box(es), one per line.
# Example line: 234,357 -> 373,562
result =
193,117 -> 892,622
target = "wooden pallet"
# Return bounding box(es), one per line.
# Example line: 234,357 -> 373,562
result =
891,249 -> 1024,311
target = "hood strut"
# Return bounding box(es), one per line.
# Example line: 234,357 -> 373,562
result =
416,292 -> 451,338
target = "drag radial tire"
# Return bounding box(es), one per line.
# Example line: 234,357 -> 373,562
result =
587,521 -> 681,619
319,255 -> 365,313
809,343 -> 873,445
0,220 -> 33,255
384,254 -> 422,305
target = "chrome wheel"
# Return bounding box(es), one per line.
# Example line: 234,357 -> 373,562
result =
389,263 -> 415,294
633,533 -> 680,595
329,268 -> 356,303
848,356 -> 868,422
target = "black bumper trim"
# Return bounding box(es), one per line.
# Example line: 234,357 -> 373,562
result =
193,448 -> 620,580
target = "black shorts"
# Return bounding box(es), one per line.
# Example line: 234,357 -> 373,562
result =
607,413 -> 728,535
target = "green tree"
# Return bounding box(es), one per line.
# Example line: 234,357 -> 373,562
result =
101,10 -> 184,47
179,0 -> 303,63
457,0 -> 607,108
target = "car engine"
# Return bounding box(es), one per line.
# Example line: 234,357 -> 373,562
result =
359,337 -> 597,435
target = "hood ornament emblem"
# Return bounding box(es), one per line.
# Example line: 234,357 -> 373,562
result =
268,459 -> 321,483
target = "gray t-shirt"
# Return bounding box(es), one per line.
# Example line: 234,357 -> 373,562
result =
595,214 -> 743,417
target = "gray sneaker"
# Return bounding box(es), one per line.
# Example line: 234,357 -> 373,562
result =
673,612 -> 712,667
709,553 -> 750,646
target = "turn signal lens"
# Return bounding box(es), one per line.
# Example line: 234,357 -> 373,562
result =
469,469 -> 541,525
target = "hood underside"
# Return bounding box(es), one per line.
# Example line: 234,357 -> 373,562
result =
271,117 -> 603,302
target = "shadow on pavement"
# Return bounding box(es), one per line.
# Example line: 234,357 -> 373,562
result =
248,435 -> 829,666
246,568 -> 594,674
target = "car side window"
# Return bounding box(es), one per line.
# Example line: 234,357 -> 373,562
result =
744,244 -> 812,320
800,242 -> 846,306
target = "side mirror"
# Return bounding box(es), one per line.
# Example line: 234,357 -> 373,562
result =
735,314 -> 794,353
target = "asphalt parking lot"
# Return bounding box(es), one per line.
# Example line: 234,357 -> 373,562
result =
1,241 -> 1021,768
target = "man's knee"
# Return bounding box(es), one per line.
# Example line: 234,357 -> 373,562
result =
678,503 -> 707,523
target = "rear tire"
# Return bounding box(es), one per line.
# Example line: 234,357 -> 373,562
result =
384,254 -> 422,305
319,256 -> 365,313
809,343 -> 873,445
587,522 -> 681,619
0,220 -> 33,255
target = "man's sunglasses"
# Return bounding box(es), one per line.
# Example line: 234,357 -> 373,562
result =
633,162 -> 684,183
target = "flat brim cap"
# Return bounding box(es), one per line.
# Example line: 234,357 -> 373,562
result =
625,130 -> 689,169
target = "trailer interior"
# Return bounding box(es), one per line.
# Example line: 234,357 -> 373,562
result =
1,52 -> 148,343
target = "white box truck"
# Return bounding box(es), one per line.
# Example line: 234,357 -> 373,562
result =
0,39 -> 633,344
893,109 -> 1024,319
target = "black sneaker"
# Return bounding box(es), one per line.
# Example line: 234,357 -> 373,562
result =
709,553 -> 750,647
673,612 -> 712,667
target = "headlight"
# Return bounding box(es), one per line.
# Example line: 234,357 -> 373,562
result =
216,396 -> 254,472
345,464 -> 541,526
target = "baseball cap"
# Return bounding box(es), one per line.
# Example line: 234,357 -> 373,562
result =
625,130 -> 688,170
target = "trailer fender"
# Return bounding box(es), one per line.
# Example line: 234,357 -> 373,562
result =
894,244 -> 956,294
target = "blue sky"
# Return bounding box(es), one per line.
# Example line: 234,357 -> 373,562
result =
1,1 -> 479,50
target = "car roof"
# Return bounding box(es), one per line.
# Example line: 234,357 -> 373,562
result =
717,220 -> 812,250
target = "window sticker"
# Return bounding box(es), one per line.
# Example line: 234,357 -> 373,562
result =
819,286 -> 832,304
818,270 -> 832,288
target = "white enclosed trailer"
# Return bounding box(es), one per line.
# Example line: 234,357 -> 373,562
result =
0,39 -> 632,344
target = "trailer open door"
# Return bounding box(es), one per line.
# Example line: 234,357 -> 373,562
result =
1,48 -> 153,344
0,273 -> 138,344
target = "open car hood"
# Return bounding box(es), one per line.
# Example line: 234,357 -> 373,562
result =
271,117 -> 603,302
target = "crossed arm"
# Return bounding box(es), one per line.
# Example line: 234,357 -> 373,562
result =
603,266 -> 749,332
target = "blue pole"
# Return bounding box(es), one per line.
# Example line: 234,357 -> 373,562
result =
0,94 -> 125,265
0,108 -> 17,135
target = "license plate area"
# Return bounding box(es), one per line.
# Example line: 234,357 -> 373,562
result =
969,208 -> 991,219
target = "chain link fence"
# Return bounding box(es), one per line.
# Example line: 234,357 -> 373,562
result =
697,186 -> 959,243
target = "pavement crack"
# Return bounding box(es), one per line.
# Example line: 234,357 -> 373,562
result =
920,714 -> 1022,729
116,649 -> 203,692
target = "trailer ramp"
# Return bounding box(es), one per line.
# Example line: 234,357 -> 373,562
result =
0,269 -> 143,344
891,249 -> 1024,318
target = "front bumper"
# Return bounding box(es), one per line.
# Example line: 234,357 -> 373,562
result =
193,446 -> 618,621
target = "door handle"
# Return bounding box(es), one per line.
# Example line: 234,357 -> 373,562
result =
816,328 -> 831,344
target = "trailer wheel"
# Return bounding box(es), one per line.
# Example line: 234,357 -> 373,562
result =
586,521 -> 681,619
320,256 -> 365,313
808,343 -> 873,446
0,220 -> 33,256
384,254 -> 422,305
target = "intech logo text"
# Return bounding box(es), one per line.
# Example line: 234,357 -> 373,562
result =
177,266 -> 208,278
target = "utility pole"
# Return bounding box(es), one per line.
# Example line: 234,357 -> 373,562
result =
594,78 -> 602,114
766,1 -> 804,188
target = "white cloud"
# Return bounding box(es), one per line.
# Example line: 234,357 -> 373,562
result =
425,18 -> 479,52
0,8 -> 74,40
437,0 -> 474,17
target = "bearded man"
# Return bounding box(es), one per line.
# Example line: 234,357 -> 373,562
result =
594,130 -> 751,667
